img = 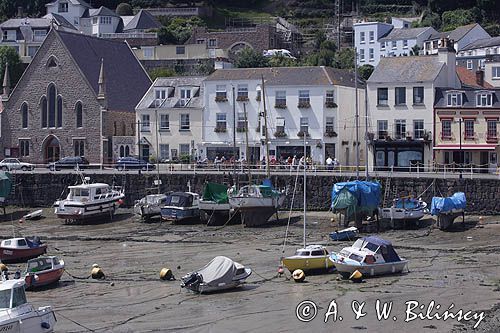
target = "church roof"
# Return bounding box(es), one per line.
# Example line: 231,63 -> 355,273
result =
123,9 -> 161,31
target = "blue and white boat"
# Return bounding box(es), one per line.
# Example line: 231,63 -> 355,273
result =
329,227 -> 359,241
329,236 -> 408,278
378,197 -> 428,227
160,192 -> 200,224
431,192 -> 466,230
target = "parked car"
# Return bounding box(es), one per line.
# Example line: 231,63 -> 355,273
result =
0,158 -> 35,171
48,156 -> 89,171
115,157 -> 155,171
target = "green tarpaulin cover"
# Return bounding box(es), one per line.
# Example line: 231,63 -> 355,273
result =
202,182 -> 228,204
0,172 -> 12,199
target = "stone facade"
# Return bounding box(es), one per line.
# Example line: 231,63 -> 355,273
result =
1,31 -> 102,163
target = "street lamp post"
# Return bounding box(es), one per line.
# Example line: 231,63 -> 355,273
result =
459,118 -> 462,179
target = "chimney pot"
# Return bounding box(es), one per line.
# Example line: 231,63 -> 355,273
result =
476,70 -> 484,87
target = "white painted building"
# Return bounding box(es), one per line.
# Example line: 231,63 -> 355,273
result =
379,26 -> 436,58
45,0 -> 90,28
422,24 -> 490,55
353,21 -> 392,67
135,77 -> 205,162
366,39 -> 460,171
202,67 -> 365,167
457,36 -> 500,72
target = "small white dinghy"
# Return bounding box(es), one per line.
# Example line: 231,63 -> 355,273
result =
180,256 -> 252,293
23,209 -> 43,220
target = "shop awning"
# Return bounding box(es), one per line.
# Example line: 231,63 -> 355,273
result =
433,144 -> 497,150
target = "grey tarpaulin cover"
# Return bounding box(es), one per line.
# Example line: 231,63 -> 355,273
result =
198,256 -> 237,287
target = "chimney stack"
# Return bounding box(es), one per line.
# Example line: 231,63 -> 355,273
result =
476,70 -> 484,87
17,6 -> 23,18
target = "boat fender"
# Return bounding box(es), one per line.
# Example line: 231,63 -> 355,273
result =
118,199 -> 124,206
91,264 -> 105,280
349,270 -> 363,283
160,268 -> 175,281
292,269 -> 305,283
0,263 -> 7,272
13,271 -> 21,279
277,265 -> 284,276
41,322 -> 50,329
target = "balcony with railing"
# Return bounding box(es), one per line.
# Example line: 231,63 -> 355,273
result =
100,32 -> 158,39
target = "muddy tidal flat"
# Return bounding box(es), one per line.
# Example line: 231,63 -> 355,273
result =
1,208 -> 499,333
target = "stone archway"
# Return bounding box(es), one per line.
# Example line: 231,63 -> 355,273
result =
228,41 -> 254,60
42,135 -> 61,163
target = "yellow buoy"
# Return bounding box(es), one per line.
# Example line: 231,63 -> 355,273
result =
160,268 -> 174,281
292,269 -> 305,283
91,265 -> 105,280
349,270 -> 363,283
478,216 -> 484,225
0,263 -> 7,272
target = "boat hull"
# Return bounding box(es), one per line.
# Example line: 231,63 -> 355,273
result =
199,201 -> 241,226
329,229 -> 359,241
436,210 -> 464,230
0,245 -> 47,264
54,195 -> 123,221
161,207 -> 200,224
282,256 -> 335,272
25,268 -> 64,289
332,258 -> 408,277
133,204 -> 162,220
229,196 -> 285,227
0,305 -> 56,332
378,207 -> 425,222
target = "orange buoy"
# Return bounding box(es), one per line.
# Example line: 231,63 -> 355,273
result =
349,270 -> 363,283
292,269 -> 305,283
159,268 -> 174,281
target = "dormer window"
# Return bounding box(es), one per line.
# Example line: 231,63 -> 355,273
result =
58,1 -> 68,13
476,92 -> 492,107
447,92 -> 462,107
153,89 -> 166,107
179,88 -> 191,107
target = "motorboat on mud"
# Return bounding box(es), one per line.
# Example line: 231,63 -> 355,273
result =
180,256 -> 252,293
133,194 -> 167,222
0,237 -> 47,264
24,256 -> 65,289
329,236 -> 408,278
431,192 -> 466,230
160,192 -> 200,224
282,245 -> 335,272
378,197 -> 428,227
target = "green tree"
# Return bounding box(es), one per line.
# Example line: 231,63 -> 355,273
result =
158,26 -> 177,44
235,48 -> 269,68
441,8 -> 480,31
358,64 -> 374,81
268,55 -> 298,67
0,46 -> 23,88
116,3 -> 133,15
335,48 -> 355,70
410,44 -> 421,56
148,67 -> 176,81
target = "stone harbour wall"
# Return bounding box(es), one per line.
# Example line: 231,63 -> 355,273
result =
6,172 -> 500,214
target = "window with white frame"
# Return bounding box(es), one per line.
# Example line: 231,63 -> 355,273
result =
377,120 -> 388,139
447,92 -> 463,106
58,1 -> 68,12
276,117 -> 285,133
479,59 -> 485,69
394,119 -> 406,139
369,48 -> 374,61
208,38 -> 217,47
298,90 -> 310,104
100,17 -> 112,24
179,144 -> 190,156
300,117 -> 309,134
326,90 -> 335,105
487,119 -> 497,138
360,31 -> 365,43
392,41 -> 397,49
216,113 -> 227,131
380,42 -> 386,50
216,85 -> 227,99
413,119 -> 424,139
467,60 -> 473,70
493,67 -> 500,79
237,84 -> 248,100
369,31 -> 374,43
413,86 -> 424,104
159,144 -> 169,160
237,112 -> 247,131
141,114 -> 150,131
403,40 -> 408,48
160,114 -> 169,130
476,92 -> 492,107
180,114 -> 190,130
179,88 -> 191,107
275,90 -> 286,106
395,87 -> 406,105
325,117 -> 334,132
359,49 -> 365,62
377,88 -> 388,106
441,119 -> 452,138
143,47 -> 154,58
464,119 -> 474,138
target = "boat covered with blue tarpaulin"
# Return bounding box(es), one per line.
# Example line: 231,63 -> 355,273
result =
430,192 -> 466,230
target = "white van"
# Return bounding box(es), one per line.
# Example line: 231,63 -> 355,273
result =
262,49 -> 296,59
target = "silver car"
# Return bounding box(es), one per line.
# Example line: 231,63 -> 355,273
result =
0,158 -> 35,171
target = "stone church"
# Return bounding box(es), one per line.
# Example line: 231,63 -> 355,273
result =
0,28 -> 151,164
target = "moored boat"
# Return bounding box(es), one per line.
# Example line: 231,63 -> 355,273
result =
24,256 -> 65,289
0,276 -> 56,332
133,194 -> 167,222
0,237 -> 47,264
23,209 -> 44,220
329,226 -> 359,241
180,256 -> 252,293
431,192 -> 466,230
329,236 -> 408,278
53,177 -> 124,223
378,197 -> 428,227
160,192 -> 200,224
282,245 -> 334,272
199,182 -> 239,226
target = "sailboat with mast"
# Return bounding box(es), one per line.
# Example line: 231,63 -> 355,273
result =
281,136 -> 335,272
228,76 -> 286,227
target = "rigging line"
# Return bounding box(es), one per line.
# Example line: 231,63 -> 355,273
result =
280,165 -> 302,257
56,311 -> 96,332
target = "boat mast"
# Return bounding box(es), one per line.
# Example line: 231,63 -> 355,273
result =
232,85 -> 237,184
261,75 -> 270,179
303,132 -> 306,248
243,102 -> 252,184
355,48 -> 360,179
155,109 -> 161,193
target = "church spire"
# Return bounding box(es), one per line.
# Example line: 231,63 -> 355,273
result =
98,58 -> 106,99
2,62 -> 10,98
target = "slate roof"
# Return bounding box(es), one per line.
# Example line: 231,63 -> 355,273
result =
435,88 -> 500,108
137,76 -> 206,109
461,36 -> 500,51
44,13 -> 77,30
205,66 -> 358,88
56,29 -> 151,112
456,67 -> 493,89
0,18 -> 51,29
427,24 -> 482,42
123,10 -> 161,31
368,56 -> 444,83
379,27 -> 433,42
46,0 -> 92,8
89,6 -> 120,17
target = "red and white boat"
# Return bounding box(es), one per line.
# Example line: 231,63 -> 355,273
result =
24,256 -> 65,289
0,237 -> 47,264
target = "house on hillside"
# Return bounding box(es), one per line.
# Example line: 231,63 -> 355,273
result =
457,36 -> 500,72
353,21 -> 392,67
422,23 -> 490,55
0,29 -> 151,164
379,27 -> 436,58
